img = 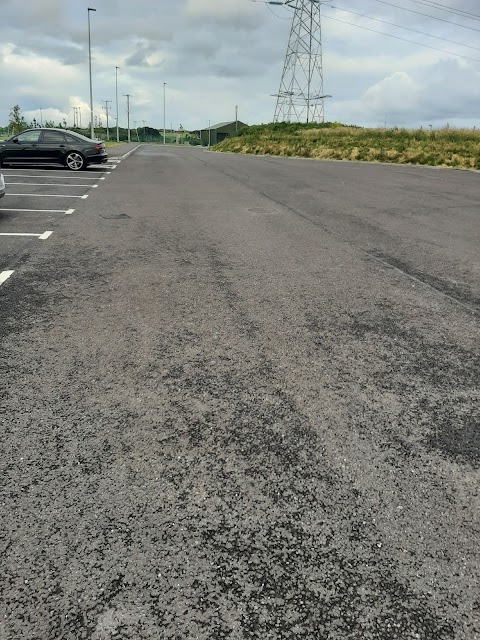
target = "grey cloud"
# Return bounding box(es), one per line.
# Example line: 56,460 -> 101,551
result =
12,38 -> 85,66
334,57 -> 480,127
1,0 -> 480,130
125,42 -> 161,67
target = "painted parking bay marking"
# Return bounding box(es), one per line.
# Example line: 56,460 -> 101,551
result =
0,231 -> 53,240
5,182 -> 98,188
0,208 -> 75,214
2,174 -> 104,180
6,193 -> 89,199
0,270 -> 14,286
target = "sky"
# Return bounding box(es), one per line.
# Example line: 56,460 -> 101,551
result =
1,0 -> 479,131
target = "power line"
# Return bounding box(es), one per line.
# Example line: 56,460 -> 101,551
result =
258,0 -> 480,63
266,3 -> 291,19
406,0 -> 480,22
328,4 -> 480,52
322,12 -> 480,64
373,0 -> 480,34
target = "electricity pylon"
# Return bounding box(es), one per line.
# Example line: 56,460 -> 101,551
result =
273,0 -> 328,123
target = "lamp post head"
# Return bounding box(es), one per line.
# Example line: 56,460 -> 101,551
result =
88,7 -> 96,11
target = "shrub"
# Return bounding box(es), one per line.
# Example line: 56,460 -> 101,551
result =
212,122 -> 480,170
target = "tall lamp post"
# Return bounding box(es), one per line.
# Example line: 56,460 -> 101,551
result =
88,7 -> 96,140
115,66 -> 120,142
163,83 -> 167,145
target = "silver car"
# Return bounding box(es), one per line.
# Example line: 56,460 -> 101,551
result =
0,173 -> 5,198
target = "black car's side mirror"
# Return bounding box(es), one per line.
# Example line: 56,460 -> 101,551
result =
12,138 -> 18,143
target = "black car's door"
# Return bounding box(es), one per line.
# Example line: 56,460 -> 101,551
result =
37,130 -> 68,164
2,129 -> 42,163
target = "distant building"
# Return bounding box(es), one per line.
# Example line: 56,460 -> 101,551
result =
192,121 -> 248,146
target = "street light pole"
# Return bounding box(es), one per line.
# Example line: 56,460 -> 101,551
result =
163,82 -> 166,145
102,100 -> 111,140
124,94 -> 131,143
115,66 -> 120,142
88,7 -> 96,140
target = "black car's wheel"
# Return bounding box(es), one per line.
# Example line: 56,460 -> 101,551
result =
65,151 -> 86,171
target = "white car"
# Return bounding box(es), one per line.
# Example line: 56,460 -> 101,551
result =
0,173 -> 5,198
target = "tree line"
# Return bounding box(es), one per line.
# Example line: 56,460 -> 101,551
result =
1,105 -> 204,145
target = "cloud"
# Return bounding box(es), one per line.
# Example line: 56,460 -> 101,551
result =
0,0 -> 479,130
125,41 -> 165,68
334,58 -> 480,127
183,0 -> 257,19
364,72 -> 419,115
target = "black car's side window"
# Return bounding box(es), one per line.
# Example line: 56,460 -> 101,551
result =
40,131 -> 67,143
64,135 -> 80,145
14,130 -> 42,143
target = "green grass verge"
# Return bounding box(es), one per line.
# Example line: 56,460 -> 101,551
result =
213,122 -> 480,170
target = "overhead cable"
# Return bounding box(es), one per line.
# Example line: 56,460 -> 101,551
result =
267,3 -> 291,19
328,4 -> 480,52
322,12 -> 480,64
405,0 -> 480,22
373,0 -> 480,33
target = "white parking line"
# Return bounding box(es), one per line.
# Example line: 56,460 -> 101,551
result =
0,270 -> 14,286
2,174 -> 102,180
6,182 -> 98,188
120,144 -> 141,159
7,193 -> 88,198
0,231 -> 53,240
0,208 -> 74,213
65,209 -> 75,215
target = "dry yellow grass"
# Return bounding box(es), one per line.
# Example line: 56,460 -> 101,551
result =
214,124 -> 480,170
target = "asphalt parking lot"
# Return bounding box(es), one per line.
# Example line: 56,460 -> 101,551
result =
0,144 -> 139,282
1,145 -> 478,639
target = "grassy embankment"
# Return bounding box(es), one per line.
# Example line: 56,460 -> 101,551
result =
213,122 -> 480,170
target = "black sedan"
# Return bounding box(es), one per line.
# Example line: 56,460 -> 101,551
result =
0,128 -> 108,171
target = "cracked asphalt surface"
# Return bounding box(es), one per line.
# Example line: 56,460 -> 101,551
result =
1,146 -> 479,639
